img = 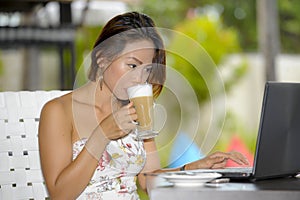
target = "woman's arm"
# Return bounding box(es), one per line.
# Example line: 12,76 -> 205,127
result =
137,139 -> 161,191
38,99 -> 109,199
137,139 -> 249,192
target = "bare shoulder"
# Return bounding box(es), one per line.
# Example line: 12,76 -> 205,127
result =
39,92 -> 74,133
40,92 -> 72,117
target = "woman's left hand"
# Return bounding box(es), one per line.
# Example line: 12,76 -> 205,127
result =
185,151 -> 250,170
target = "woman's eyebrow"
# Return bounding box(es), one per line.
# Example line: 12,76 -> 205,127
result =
126,56 -> 143,64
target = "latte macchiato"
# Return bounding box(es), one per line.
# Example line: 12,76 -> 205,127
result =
127,84 -> 157,139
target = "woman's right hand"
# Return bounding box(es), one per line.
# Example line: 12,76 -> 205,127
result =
99,101 -> 137,140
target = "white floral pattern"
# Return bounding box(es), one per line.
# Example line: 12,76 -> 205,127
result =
73,133 -> 146,200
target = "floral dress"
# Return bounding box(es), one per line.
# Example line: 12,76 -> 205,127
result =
73,133 -> 146,200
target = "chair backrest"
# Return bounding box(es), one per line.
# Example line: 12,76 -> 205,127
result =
0,90 -> 69,200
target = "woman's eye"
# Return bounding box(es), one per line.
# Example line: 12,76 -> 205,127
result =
128,64 -> 137,68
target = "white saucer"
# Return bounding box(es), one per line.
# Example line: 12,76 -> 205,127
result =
161,172 -> 222,187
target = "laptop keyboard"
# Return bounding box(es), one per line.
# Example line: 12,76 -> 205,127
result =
216,167 -> 253,173
190,167 -> 253,174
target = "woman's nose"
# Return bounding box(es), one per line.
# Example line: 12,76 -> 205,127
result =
132,66 -> 149,84
140,65 -> 152,83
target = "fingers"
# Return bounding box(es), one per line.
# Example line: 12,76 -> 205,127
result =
206,156 -> 227,169
126,102 -> 138,122
209,151 -> 250,166
178,150 -> 249,171
100,102 -> 138,140
229,151 -> 249,165
123,101 -> 138,126
114,101 -> 138,133
211,161 -> 227,169
219,151 -> 249,166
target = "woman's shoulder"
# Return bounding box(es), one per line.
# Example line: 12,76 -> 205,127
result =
41,92 -> 73,117
39,92 -> 74,138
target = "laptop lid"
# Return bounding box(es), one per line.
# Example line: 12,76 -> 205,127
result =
252,81 -> 300,180
191,82 -> 300,181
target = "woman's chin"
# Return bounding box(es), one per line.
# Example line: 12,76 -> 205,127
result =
113,89 -> 129,101
114,93 -> 129,102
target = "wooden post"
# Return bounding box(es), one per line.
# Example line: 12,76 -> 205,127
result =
257,0 -> 280,81
22,47 -> 40,90
22,12 -> 40,90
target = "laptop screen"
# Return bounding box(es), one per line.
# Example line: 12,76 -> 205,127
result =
253,82 -> 300,180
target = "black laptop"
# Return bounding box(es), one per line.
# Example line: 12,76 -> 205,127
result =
192,82 -> 300,181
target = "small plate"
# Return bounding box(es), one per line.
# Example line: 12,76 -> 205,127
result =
161,172 -> 222,187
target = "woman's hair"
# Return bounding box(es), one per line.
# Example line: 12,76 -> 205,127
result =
89,11 -> 166,98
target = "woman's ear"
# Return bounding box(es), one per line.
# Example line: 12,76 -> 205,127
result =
97,58 -> 105,68
97,58 -> 109,77
97,58 -> 107,90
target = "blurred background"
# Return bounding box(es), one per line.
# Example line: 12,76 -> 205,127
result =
0,0 -> 300,198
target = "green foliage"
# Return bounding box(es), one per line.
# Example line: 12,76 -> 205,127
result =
74,26 -> 102,87
196,0 -> 300,53
138,0 -> 257,51
139,0 -> 300,53
209,0 -> 300,53
0,52 -> 3,75
75,26 -> 102,67
174,16 -> 240,63
205,1 -> 257,52
138,0 -> 191,28
167,15 -> 246,103
137,186 -> 149,200
279,0 -> 300,53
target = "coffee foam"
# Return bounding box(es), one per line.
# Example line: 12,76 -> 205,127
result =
127,84 -> 152,98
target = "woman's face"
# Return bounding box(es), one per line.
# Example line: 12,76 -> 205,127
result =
103,39 -> 155,100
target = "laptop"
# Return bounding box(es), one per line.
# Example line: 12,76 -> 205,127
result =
193,81 -> 300,181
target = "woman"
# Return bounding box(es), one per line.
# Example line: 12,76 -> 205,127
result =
39,11 -> 248,199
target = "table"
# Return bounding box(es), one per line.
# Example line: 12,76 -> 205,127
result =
145,174 -> 300,200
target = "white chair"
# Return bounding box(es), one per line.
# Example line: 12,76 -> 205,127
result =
0,90 -> 69,200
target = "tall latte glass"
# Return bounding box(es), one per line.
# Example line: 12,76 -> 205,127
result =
127,83 -> 158,140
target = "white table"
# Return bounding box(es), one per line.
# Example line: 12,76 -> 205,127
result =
145,174 -> 300,200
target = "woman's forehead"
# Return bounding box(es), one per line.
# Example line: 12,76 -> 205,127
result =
121,40 -> 155,56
